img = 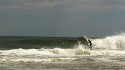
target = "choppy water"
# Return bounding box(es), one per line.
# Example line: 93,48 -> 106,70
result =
1,33 -> 125,70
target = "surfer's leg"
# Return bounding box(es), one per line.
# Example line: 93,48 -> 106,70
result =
89,43 -> 92,50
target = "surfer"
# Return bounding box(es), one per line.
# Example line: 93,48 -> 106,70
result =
88,39 -> 92,50
78,36 -> 92,50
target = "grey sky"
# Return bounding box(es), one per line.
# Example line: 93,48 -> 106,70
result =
0,0 -> 125,37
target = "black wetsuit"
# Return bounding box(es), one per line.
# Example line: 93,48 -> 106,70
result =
88,40 -> 92,50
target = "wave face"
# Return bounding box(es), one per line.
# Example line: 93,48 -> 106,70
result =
92,33 -> 125,50
1,33 -> 125,63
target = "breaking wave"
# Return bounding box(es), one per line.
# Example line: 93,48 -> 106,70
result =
1,33 -> 125,62
92,33 -> 125,50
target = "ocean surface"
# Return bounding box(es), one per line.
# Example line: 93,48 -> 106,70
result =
1,33 -> 125,70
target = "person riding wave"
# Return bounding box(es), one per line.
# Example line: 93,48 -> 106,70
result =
78,36 -> 92,50
88,39 -> 92,50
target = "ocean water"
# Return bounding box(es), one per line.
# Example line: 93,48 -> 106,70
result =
1,34 -> 125,70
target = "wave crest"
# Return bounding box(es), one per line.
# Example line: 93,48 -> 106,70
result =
92,33 -> 125,50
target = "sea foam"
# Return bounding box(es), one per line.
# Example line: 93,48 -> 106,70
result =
92,33 -> 125,50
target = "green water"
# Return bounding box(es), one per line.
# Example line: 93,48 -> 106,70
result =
0,36 -> 88,49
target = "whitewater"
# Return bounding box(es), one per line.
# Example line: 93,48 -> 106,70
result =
1,33 -> 125,70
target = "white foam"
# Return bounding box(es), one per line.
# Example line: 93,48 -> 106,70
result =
90,50 -> 125,56
0,45 -> 89,56
1,47 -> 125,58
92,33 -> 125,50
0,48 -> 55,56
0,46 -> 125,62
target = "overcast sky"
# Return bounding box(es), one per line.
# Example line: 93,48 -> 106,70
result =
0,0 -> 125,37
